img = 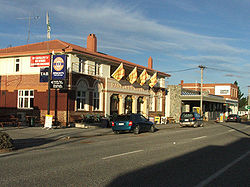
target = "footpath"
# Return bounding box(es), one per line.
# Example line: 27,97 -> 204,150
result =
1,123 -> 181,141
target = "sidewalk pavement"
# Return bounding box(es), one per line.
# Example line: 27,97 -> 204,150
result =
1,122 -> 181,141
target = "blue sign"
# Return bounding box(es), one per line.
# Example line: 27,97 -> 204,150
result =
52,55 -> 67,80
40,68 -> 49,82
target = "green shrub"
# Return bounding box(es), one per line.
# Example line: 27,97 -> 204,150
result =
0,132 -> 14,150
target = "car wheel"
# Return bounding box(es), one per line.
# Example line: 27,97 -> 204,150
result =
113,130 -> 119,134
133,126 -> 140,134
150,125 -> 155,133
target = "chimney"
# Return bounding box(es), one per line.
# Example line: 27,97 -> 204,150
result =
181,80 -> 184,85
87,34 -> 97,52
148,56 -> 153,69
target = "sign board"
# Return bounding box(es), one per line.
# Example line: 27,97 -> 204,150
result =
40,68 -> 49,82
245,105 -> 250,110
215,86 -> 230,95
30,55 -> 50,67
52,55 -> 67,80
50,80 -> 65,89
44,115 -> 53,128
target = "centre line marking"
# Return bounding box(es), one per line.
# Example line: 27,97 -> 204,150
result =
194,150 -> 250,187
102,150 -> 144,160
193,136 -> 207,140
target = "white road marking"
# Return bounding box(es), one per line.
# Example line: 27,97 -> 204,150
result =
193,136 -> 207,140
228,129 -> 235,132
102,150 -> 144,160
194,150 -> 250,187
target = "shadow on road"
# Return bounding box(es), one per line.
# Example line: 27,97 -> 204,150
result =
107,138 -> 250,187
220,123 -> 249,136
14,138 -> 55,150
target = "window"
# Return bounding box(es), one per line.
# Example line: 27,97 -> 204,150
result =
18,90 -> 34,108
93,92 -> 100,111
95,63 -> 100,76
76,80 -> 88,111
157,95 -> 162,112
79,58 -> 85,73
93,82 -> 102,111
76,91 -> 86,110
149,95 -> 155,111
15,58 -> 20,72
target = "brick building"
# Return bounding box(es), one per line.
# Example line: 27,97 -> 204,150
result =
0,34 -> 170,125
180,80 -> 238,114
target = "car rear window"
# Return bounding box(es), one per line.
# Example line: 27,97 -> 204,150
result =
181,113 -> 194,118
115,115 -> 131,121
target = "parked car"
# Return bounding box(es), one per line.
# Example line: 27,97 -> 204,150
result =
226,114 -> 241,122
111,113 -> 155,134
179,112 -> 203,128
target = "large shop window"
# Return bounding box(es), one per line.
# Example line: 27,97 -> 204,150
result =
18,90 -> 34,109
76,80 -> 88,111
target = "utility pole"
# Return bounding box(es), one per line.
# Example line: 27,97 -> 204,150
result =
199,65 -> 206,116
248,86 -> 250,120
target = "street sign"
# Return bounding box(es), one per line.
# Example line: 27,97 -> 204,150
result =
244,105 -> 250,110
50,80 -> 65,89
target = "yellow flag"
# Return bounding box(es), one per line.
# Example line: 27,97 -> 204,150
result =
149,72 -> 157,88
111,63 -> 125,81
137,69 -> 149,86
127,67 -> 137,84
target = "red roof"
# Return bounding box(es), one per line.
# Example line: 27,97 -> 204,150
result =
0,40 -> 170,77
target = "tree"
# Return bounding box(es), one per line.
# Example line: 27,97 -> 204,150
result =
234,81 -> 248,110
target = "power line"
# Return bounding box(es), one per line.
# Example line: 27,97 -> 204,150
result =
165,67 -> 197,73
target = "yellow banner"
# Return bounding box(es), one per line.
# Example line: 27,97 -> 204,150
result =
111,63 -> 125,81
127,67 -> 137,84
149,72 -> 157,88
137,69 -> 149,86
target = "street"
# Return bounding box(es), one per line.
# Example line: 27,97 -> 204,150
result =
0,122 -> 249,187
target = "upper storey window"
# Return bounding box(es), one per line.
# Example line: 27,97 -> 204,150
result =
15,58 -> 20,72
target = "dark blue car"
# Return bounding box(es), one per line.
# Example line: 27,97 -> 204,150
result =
111,113 -> 155,134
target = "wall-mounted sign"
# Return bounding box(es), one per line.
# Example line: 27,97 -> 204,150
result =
30,55 -> 50,67
52,55 -> 67,80
40,68 -> 49,82
215,86 -> 230,95
50,80 -> 65,89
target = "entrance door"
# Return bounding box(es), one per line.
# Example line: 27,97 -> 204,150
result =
137,97 -> 143,114
110,94 -> 119,115
125,96 -> 132,114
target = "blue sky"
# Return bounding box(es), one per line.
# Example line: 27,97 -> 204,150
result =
1,0 -> 250,96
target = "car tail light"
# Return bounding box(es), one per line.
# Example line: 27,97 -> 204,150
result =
192,117 -> 195,121
129,121 -> 133,126
235,117 -> 237,119
111,122 -> 115,126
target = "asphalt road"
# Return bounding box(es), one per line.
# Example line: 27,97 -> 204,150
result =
0,122 -> 249,187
